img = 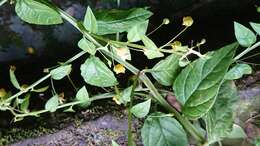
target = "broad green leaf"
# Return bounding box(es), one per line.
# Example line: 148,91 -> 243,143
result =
127,20 -> 149,42
225,64 -> 252,80
76,86 -> 91,107
151,54 -> 181,86
250,22 -> 260,35
131,99 -> 151,118
234,22 -> 256,47
84,6 -> 98,33
20,94 -> 30,113
95,8 -> 152,35
118,85 -> 133,105
15,0 -> 63,25
204,81 -> 239,143
226,124 -> 247,139
50,65 -> 72,80
141,112 -> 188,146
78,37 -> 96,55
45,95 -> 59,112
173,43 -> 237,119
111,140 -> 120,146
80,56 -> 118,87
9,67 -> 21,90
141,35 -> 164,59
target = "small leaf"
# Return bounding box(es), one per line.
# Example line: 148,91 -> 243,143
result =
117,85 -> 133,105
20,94 -> 30,113
234,22 -> 256,47
174,43 -> 237,119
225,64 -> 252,80
151,54 -> 181,86
127,20 -> 149,42
141,35 -> 164,59
15,0 -> 63,25
78,37 -> 96,55
226,124 -> 247,139
32,86 -> 49,93
63,106 -> 75,112
111,140 -> 120,146
84,6 -> 98,33
250,22 -> 260,35
76,86 -> 91,107
131,99 -> 151,118
80,56 -> 118,87
9,66 -> 21,90
141,112 -> 188,146
50,65 -> 72,80
45,95 -> 59,112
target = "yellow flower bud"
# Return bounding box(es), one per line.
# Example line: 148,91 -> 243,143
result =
182,16 -> 193,27
113,64 -> 126,74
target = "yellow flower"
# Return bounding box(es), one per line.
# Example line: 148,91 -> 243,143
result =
27,47 -> 35,55
182,16 -> 193,27
0,88 -> 7,98
113,64 -> 126,74
171,41 -> 182,49
163,18 -> 170,25
112,95 -> 121,105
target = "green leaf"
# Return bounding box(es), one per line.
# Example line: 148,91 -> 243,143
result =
50,65 -> 72,80
84,6 -> 98,33
118,85 -> 133,105
20,94 -> 30,113
45,95 -> 59,112
95,8 -> 152,35
63,106 -> 75,112
80,56 -> 118,87
131,99 -> 151,118
111,140 -> 120,146
141,112 -> 188,146
225,64 -> 252,80
32,86 -> 49,93
76,86 -> 91,107
151,54 -> 181,86
9,67 -> 21,90
141,35 -> 164,59
15,0 -> 63,25
226,124 -> 247,139
250,22 -> 260,35
204,81 -> 239,143
234,22 -> 256,47
127,20 -> 149,42
173,43 -> 237,119
78,37 -> 96,55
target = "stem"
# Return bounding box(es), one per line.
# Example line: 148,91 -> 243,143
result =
0,0 -> 7,7
15,93 -> 115,118
160,27 -> 188,49
127,73 -> 140,146
234,41 -> 260,60
57,8 -> 206,144
6,74 -> 51,102
5,50 -> 86,103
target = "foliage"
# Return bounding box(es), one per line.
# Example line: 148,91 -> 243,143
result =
1,0 -> 259,145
